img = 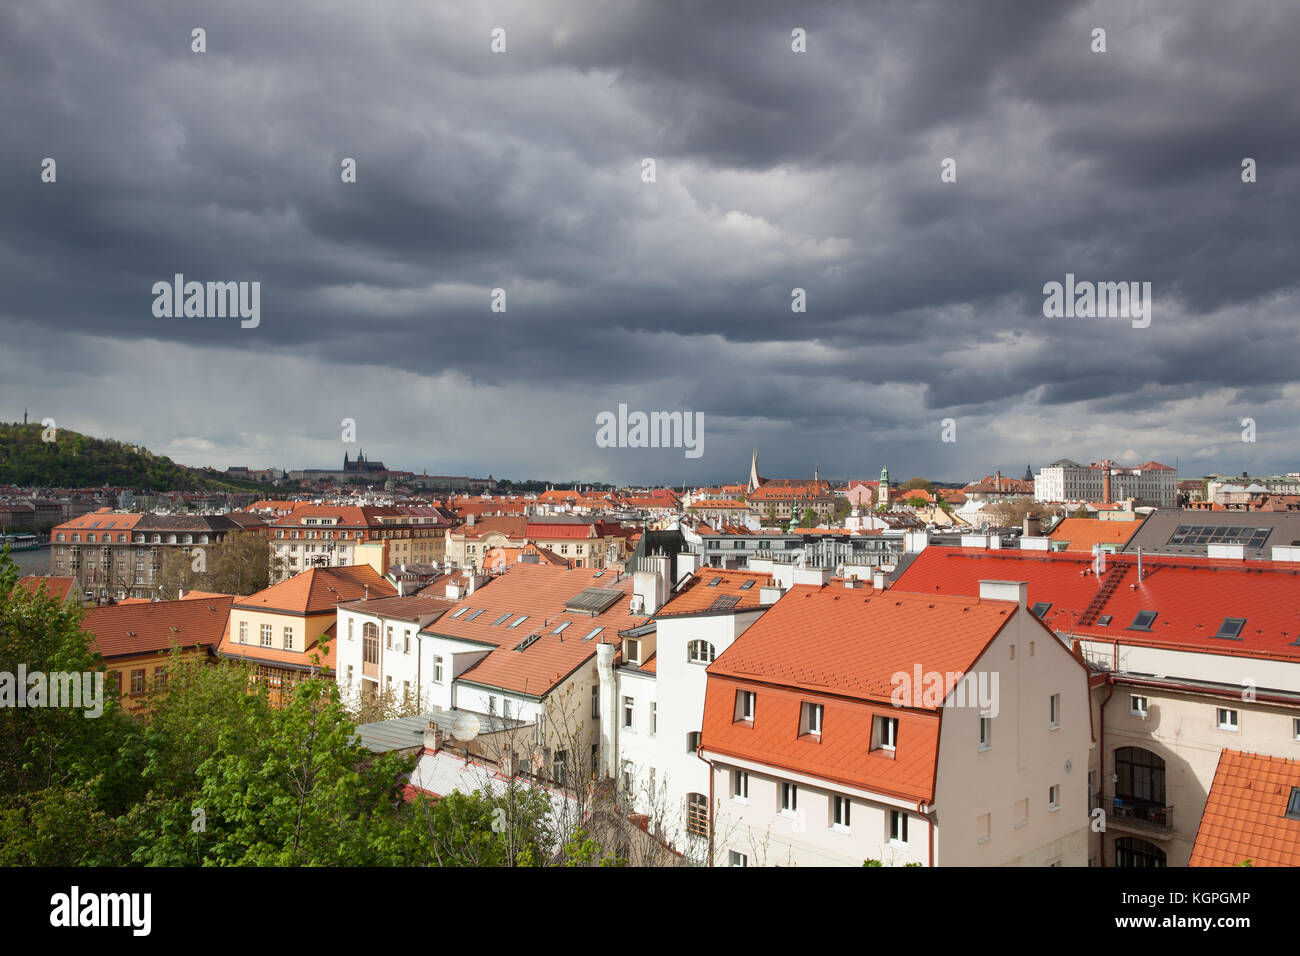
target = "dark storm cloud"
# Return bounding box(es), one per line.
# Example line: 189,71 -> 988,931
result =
1,0 -> 1298,482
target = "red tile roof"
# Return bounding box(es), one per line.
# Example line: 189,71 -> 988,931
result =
82,596 -> 234,659
894,548 -> 1300,660
1047,517 -> 1142,552
700,585 -> 1019,803
427,563 -> 648,696
1189,750 -> 1300,867
656,570 -> 774,617
233,565 -> 396,616
17,576 -> 76,602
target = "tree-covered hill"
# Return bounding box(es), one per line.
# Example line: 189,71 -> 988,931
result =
0,422 -> 259,491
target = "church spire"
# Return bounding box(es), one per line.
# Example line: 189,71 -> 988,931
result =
748,449 -> 761,493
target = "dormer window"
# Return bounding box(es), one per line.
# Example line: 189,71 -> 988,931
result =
624,637 -> 641,664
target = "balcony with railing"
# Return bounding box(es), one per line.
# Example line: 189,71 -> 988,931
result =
1106,797 -> 1174,838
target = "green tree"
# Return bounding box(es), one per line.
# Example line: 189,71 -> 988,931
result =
901,477 -> 932,491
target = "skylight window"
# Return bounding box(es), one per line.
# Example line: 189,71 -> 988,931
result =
507,615 -> 528,629
492,613 -> 512,626
707,577 -> 722,587
740,580 -> 756,590
582,626 -> 604,641
1097,615 -> 1112,626
710,595 -> 741,611
513,633 -> 541,652
1127,611 -> 1157,632
552,622 -> 571,635
1286,788 -> 1300,821
450,607 -> 470,619
465,609 -> 485,621
1214,618 -> 1246,640
1030,602 -> 1052,619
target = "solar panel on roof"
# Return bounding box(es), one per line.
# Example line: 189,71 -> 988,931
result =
564,587 -> 623,614
1167,525 -> 1272,549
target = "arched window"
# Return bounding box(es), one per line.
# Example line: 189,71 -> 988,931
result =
1114,837 -> 1166,868
687,640 -> 716,664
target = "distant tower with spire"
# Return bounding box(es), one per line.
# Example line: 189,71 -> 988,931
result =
748,449 -> 762,494
1024,463 -> 1033,482
877,465 -> 890,507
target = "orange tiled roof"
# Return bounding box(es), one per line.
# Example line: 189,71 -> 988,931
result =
656,569 -> 774,616
53,511 -> 142,532
17,576 -> 76,602
699,585 -> 1018,802
233,565 -> 395,616
427,563 -> 648,696
1047,517 -> 1142,552
1189,750 -> 1300,867
458,516 -> 529,540
82,596 -> 234,659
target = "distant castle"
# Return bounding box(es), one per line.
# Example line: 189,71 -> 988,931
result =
343,450 -> 387,474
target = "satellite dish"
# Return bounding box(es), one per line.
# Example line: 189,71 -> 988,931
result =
451,712 -> 481,742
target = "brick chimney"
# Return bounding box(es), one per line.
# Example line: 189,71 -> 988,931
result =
423,720 -> 444,752
1102,463 -> 1112,504
996,470 -> 1002,493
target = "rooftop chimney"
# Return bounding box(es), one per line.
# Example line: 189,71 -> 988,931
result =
978,579 -> 1028,608
1102,465 -> 1113,505
423,721 -> 444,752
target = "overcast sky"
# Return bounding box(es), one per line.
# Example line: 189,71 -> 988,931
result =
2,0 -> 1298,486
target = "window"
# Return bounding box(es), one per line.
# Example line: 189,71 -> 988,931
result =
552,621 -> 571,635
650,702 -> 657,735
260,624 -> 273,647
780,782 -> 798,813
735,690 -> 755,722
1049,693 -> 1060,729
1030,601 -> 1052,619
873,715 -> 898,751
239,621 -> 248,644
1216,708 -> 1239,731
728,850 -> 748,868
1130,695 -> 1149,717
687,640 -> 715,664
553,750 -> 568,786
347,618 -> 353,641
591,685 -> 599,718
832,795 -> 851,830
153,666 -> 167,690
731,770 -> 748,800
1214,617 -> 1246,640
800,702 -> 823,737
978,716 -> 992,749
687,731 -> 701,753
282,626 -> 292,650
130,669 -> 146,694
582,626 -> 604,641
386,626 -> 393,650
686,793 -> 708,837
1294,718 -> 1300,742
404,630 -> 411,654
1049,784 -> 1061,811
977,812 -> 991,843
492,613 -> 511,626
488,695 -> 497,714
1286,788 -> 1300,822
1127,610 -> 1157,632
624,637 -> 641,664
623,696 -> 634,729
363,623 -> 379,667
889,810 -> 908,844
503,699 -> 511,719
450,607 -> 470,618
432,655 -> 443,683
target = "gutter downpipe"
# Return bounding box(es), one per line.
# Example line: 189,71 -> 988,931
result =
707,753 -> 715,868
1098,675 -> 1116,868
917,799 -> 934,867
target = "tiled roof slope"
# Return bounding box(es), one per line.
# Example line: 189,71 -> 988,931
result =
82,596 -> 234,658
700,585 -> 1017,803
233,565 -> 395,615
1189,750 -> 1300,867
1047,518 -> 1142,552
431,563 -> 647,696
893,548 -> 1300,659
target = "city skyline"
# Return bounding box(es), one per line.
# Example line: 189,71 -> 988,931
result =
2,0 -> 1297,483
